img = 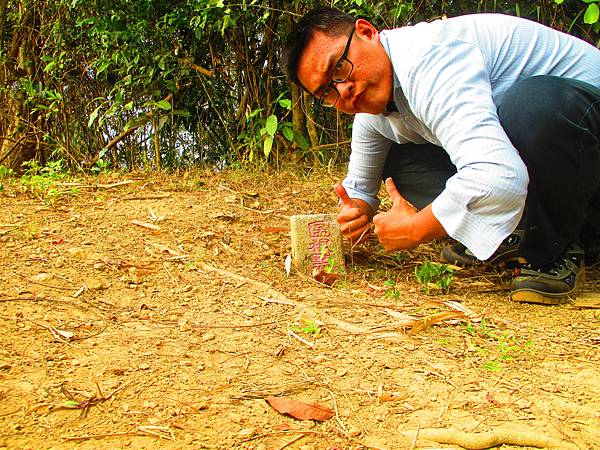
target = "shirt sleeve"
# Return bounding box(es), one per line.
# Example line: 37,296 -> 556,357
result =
341,115 -> 394,213
403,40 -> 529,260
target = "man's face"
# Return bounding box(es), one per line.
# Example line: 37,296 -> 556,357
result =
296,19 -> 394,115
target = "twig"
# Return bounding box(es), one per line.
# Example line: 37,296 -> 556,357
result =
327,389 -> 349,436
238,430 -> 321,444
123,194 -> 171,201
410,424 -> 421,450
288,330 -> 315,348
64,428 -> 138,441
405,426 -> 578,449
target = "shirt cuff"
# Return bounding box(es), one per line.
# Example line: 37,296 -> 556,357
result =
431,190 -> 521,260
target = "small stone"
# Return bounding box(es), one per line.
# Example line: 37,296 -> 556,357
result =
143,401 -> 158,409
201,331 -> 215,342
313,355 -> 326,363
196,402 -> 208,411
348,426 -> 361,437
139,363 -> 151,370
54,257 -> 65,268
229,413 -> 243,424
85,277 -> 107,290
71,359 -> 81,366
336,368 -> 348,377
183,434 -> 194,445
238,428 -> 256,439
30,273 -> 53,283
178,319 -> 192,332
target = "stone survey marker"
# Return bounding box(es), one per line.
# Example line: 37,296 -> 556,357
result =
290,214 -> 345,275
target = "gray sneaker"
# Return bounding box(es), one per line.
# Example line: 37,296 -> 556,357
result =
441,230 -> 526,267
511,244 -> 585,305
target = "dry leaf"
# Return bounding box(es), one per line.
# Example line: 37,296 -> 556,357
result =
53,328 -> 74,340
273,423 -> 295,431
266,396 -> 333,421
147,242 -> 184,257
410,311 -> 465,335
379,391 -> 404,402
313,270 -> 340,286
486,391 -> 501,406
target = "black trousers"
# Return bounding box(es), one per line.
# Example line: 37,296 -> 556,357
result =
383,76 -> 600,265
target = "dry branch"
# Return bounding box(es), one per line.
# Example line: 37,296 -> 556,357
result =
405,427 -> 578,449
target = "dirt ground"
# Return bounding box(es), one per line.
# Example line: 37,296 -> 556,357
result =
0,167 -> 599,450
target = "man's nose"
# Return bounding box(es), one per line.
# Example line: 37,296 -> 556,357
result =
337,80 -> 354,100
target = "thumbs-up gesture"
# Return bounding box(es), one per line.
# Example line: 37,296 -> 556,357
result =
334,183 -> 372,245
373,178 -> 419,251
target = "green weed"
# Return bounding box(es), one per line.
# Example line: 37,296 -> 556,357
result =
20,159 -> 73,203
463,319 -> 536,371
414,261 -> 454,293
383,279 -> 402,299
290,318 -> 321,337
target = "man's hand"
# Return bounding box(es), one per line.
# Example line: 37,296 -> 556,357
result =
373,178 -> 419,251
334,183 -> 373,245
373,178 -> 447,251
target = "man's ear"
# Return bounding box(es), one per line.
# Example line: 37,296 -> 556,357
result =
354,19 -> 379,41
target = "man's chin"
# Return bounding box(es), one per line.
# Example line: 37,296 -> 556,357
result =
339,103 -> 387,115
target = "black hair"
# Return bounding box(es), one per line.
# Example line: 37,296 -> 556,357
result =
281,7 -> 355,88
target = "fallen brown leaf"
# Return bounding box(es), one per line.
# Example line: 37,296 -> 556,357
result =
410,311 -> 465,335
313,270 -> 340,286
266,396 -> 333,421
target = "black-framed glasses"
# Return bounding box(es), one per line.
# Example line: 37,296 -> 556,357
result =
318,29 -> 355,108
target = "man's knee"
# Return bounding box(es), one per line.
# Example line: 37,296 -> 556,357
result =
498,76 -> 600,157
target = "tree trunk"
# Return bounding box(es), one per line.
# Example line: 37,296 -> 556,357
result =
303,92 -> 319,148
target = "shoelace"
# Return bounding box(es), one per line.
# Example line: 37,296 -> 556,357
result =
524,254 -> 580,276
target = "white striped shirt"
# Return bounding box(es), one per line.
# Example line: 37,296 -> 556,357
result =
343,13 -> 600,259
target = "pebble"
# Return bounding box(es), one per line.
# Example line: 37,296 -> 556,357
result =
177,319 -> 192,331
183,434 -> 194,445
30,273 -> 52,283
201,331 -> 215,342
84,277 -> 107,290
348,426 -> 361,437
229,413 -> 243,424
238,428 -> 256,439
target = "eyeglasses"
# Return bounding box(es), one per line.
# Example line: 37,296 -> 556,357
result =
318,29 -> 355,108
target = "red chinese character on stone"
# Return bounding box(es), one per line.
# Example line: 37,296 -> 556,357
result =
307,220 -> 331,270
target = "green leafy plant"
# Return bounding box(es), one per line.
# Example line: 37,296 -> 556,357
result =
383,279 -> 402,299
0,165 -> 14,191
290,318 -> 321,337
20,159 -> 70,202
555,0 -> 600,30
463,319 -> 536,371
414,261 -> 454,293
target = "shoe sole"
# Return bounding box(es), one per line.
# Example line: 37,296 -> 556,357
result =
511,269 -> 585,305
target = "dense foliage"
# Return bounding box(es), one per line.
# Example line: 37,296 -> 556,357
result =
1,0 -> 598,172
